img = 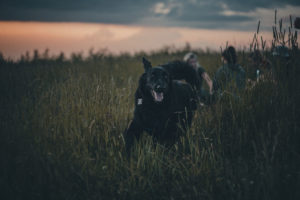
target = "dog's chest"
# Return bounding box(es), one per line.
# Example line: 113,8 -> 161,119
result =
137,102 -> 170,129
139,103 -> 169,118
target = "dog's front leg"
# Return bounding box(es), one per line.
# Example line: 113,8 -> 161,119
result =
123,119 -> 143,155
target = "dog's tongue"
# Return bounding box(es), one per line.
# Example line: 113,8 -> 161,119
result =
152,90 -> 164,102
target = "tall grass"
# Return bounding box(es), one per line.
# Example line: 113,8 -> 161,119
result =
1,15 -> 299,200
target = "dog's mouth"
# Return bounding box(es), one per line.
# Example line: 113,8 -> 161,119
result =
151,90 -> 164,102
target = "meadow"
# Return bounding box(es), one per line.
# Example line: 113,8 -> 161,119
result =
0,19 -> 299,199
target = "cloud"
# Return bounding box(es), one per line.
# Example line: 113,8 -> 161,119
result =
154,2 -> 172,15
0,0 -> 299,30
221,0 -> 300,12
0,0 -> 159,23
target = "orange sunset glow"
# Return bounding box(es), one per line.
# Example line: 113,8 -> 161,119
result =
0,21 -> 274,60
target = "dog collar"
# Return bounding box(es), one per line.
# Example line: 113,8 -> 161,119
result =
137,98 -> 143,105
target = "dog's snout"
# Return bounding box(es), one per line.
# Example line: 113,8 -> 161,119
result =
154,84 -> 166,92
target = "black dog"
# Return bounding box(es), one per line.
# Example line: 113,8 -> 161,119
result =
123,58 -> 197,153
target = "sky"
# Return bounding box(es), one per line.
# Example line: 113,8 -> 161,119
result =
0,0 -> 299,60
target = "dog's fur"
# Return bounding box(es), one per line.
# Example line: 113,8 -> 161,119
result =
123,58 -> 197,152
161,60 -> 202,91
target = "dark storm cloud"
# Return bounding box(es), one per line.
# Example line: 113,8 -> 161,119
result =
0,0 -> 160,23
0,0 -> 299,29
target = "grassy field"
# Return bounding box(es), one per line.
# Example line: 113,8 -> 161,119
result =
1,23 -> 300,199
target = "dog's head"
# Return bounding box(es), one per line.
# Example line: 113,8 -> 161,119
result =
142,57 -> 171,103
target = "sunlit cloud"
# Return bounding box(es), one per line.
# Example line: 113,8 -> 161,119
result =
154,2 -> 172,15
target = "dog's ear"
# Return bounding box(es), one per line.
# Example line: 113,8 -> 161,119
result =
142,57 -> 152,72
